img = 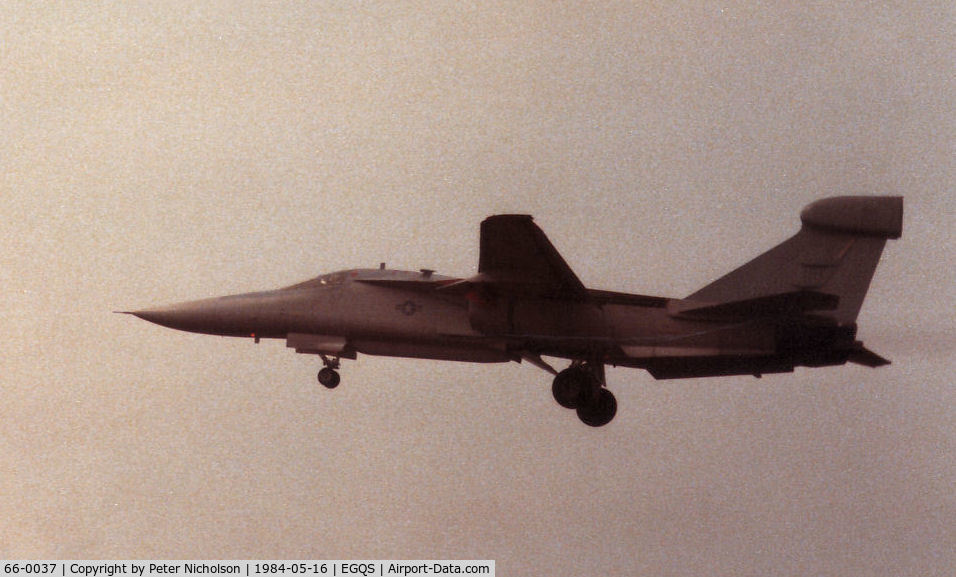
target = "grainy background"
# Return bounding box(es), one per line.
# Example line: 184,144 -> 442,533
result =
2,2 -> 952,575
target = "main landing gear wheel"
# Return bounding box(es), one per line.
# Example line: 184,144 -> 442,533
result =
552,362 -> 618,427
317,367 -> 341,389
576,388 -> 617,428
552,367 -> 589,409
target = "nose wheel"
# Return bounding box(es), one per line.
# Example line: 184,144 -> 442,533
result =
317,367 -> 341,389
317,355 -> 342,389
551,362 -> 617,427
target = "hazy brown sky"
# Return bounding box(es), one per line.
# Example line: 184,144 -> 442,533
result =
2,2 -> 953,575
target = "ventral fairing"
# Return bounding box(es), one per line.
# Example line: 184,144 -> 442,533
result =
124,196 -> 902,427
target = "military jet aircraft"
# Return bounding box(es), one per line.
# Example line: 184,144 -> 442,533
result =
125,196 -> 902,427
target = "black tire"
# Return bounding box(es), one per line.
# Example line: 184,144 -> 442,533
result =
552,368 -> 588,409
576,388 -> 617,427
318,367 -> 341,389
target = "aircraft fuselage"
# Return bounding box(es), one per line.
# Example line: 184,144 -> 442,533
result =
130,267 -> 851,375
126,197 -> 901,427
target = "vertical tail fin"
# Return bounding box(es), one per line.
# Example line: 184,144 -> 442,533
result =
688,196 -> 902,325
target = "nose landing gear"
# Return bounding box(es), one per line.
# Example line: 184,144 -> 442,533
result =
317,355 -> 342,389
551,362 -> 617,427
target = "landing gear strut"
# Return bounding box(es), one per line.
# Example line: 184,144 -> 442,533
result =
551,362 -> 617,427
317,355 -> 341,389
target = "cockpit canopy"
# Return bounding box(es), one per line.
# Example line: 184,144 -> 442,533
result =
283,268 -> 456,291
284,270 -> 352,290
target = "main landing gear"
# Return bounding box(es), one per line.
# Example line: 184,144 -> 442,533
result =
552,362 -> 617,427
317,355 -> 341,389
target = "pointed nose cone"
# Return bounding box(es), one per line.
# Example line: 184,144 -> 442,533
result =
127,306 -> 179,326
127,300 -> 219,334
123,289 -> 290,337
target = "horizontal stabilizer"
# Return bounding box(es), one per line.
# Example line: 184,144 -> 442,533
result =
847,345 -> 891,367
669,290 -> 839,320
